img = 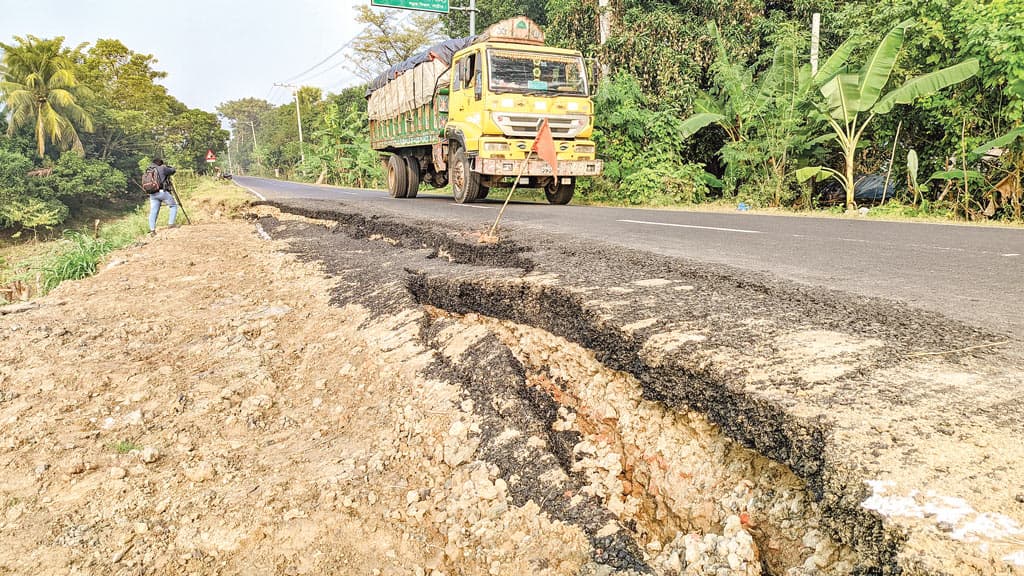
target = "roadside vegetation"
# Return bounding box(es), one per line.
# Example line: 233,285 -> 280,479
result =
0,177 -> 245,304
223,0 -> 1022,224
0,34 -> 232,302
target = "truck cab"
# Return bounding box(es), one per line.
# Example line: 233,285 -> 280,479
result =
442,18 -> 602,204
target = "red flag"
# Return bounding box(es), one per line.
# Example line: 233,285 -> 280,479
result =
531,118 -> 558,181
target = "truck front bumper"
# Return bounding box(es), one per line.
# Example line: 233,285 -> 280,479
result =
476,158 -> 603,177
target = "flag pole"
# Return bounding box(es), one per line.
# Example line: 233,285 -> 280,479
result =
487,150 -> 534,238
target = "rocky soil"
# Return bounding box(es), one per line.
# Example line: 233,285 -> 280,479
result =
1,196 -> 1022,576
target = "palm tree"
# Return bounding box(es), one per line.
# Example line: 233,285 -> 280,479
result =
0,35 -> 93,158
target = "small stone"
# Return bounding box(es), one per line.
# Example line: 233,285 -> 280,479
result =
367,492 -> 378,505
140,447 -> 160,464
184,461 -> 214,482
1015,493 -> 1024,504
134,522 -> 149,534
34,463 -> 50,475
109,467 -> 127,479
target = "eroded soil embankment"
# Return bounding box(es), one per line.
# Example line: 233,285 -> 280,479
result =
253,202 -> 900,574
261,198 -> 1024,575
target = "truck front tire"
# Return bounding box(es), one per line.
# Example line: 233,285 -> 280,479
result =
544,177 -> 575,205
387,155 -> 408,198
450,144 -> 481,204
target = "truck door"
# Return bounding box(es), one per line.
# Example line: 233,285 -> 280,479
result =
450,51 -> 479,117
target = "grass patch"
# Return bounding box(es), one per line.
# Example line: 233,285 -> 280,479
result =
111,440 -> 141,453
1,178 -> 248,303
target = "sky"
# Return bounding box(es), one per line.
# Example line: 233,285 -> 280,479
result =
0,0 -> 381,113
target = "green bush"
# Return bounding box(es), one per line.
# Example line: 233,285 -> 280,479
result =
619,163 -> 711,206
44,152 -> 127,199
0,149 -> 68,229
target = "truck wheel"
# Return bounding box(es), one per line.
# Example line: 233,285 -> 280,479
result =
544,177 -> 575,205
405,157 -> 421,199
450,144 -> 481,203
387,155 -> 408,198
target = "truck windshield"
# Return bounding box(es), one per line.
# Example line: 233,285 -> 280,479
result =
487,49 -> 588,97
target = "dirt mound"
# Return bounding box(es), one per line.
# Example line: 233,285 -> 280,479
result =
0,218 -> 592,575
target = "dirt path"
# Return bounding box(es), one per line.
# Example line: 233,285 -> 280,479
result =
0,216 -> 602,575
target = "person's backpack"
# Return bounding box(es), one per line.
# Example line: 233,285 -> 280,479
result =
141,166 -> 161,193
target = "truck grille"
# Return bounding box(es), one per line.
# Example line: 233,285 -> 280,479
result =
492,113 -> 587,138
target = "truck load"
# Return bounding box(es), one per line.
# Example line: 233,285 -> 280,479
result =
367,16 -> 602,204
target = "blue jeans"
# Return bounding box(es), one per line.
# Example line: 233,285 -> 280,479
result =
148,190 -> 178,231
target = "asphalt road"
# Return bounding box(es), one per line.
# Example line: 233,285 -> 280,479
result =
235,176 -> 1024,339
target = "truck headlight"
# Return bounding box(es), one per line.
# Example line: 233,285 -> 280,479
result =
484,142 -> 510,152
574,144 -> 595,154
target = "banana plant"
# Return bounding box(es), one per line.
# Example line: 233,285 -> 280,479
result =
797,20 -> 979,209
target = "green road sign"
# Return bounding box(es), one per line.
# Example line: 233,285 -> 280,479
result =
371,0 -> 450,14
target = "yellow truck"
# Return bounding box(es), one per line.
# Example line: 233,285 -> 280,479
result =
367,16 -> 602,204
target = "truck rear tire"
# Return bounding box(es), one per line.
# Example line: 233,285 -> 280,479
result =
405,157 -> 420,199
544,177 -> 575,205
387,155 -> 408,198
450,144 -> 481,204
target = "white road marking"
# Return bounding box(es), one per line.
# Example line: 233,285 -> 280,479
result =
237,183 -> 266,201
617,219 -> 761,234
1004,253 -> 1021,257
451,203 -> 491,209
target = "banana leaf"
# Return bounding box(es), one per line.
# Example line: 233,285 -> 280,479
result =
820,73 -> 861,122
680,112 -> 725,139
907,149 -> 919,181
795,166 -> 841,182
972,126 -> 1024,154
856,22 -> 908,111
871,59 -> 979,114
928,169 -> 983,181
812,37 -> 856,86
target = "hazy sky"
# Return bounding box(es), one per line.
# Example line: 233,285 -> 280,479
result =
0,0 -> 385,112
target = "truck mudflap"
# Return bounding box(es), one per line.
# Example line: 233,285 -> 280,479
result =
476,158 -> 603,177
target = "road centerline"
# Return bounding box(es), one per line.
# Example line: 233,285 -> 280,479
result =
617,219 -> 762,234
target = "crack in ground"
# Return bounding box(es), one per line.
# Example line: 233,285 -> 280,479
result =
423,319 -> 652,573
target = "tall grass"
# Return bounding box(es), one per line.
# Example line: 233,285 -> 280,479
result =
2,177 -> 247,302
37,206 -> 151,293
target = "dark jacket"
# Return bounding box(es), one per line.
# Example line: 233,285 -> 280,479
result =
155,165 -> 176,190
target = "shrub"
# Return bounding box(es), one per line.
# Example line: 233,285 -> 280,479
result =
619,163 -> 711,206
44,152 -> 127,199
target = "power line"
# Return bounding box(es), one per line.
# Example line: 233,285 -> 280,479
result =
279,12 -> 414,86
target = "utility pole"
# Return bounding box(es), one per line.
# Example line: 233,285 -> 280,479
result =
450,0 -> 478,36
598,0 -> 611,79
274,82 -> 305,164
248,119 -> 262,173
811,13 -> 821,75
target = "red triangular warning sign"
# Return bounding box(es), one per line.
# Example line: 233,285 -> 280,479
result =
205,149 -> 217,162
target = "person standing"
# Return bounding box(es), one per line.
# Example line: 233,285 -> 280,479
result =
147,158 -> 178,235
